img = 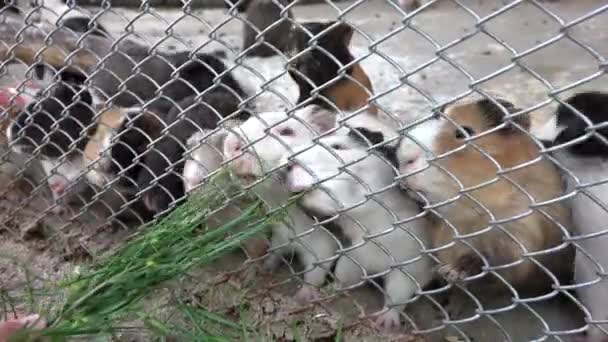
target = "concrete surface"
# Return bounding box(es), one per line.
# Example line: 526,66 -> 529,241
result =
1,0 -> 608,341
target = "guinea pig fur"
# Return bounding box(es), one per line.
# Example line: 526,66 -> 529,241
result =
137,89 -> 251,216
0,81 -> 42,145
395,97 -> 574,293
11,24 -> 250,112
183,127 -> 235,194
85,107 -> 166,189
31,16 -> 110,82
223,105 -> 341,303
7,80 -> 96,214
284,126 -> 433,332
5,81 -> 155,224
537,91 -> 608,342
286,21 -> 376,115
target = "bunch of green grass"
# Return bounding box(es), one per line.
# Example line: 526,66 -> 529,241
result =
10,170 -> 289,341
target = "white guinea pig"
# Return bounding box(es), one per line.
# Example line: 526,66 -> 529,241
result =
183,129 -> 226,194
284,126 -> 433,332
222,105 -> 340,303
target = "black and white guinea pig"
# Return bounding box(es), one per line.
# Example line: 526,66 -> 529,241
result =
7,80 -> 96,213
136,88 -> 252,215
536,91 -> 608,342
6,80 -> 155,225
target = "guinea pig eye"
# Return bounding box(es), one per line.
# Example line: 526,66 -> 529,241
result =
455,126 -> 475,139
330,144 -> 344,150
278,127 -> 295,136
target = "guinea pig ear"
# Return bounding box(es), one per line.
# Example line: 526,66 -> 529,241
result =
478,97 -> 529,131
186,131 -> 204,149
58,69 -> 88,86
298,105 -> 336,133
333,22 -> 354,46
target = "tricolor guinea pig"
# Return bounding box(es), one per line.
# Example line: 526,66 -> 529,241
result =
286,21 -> 376,115
395,97 -> 574,293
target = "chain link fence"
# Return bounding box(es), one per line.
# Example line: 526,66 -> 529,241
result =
0,0 -> 607,340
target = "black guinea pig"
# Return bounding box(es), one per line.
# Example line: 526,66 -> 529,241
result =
137,87 -> 252,215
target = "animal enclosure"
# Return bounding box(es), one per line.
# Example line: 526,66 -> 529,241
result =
0,0 -> 607,341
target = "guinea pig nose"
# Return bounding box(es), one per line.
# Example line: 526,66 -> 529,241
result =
403,150 -> 422,166
229,139 -> 243,153
286,160 -> 295,172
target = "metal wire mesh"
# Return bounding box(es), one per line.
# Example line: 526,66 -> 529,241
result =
0,0 -> 607,340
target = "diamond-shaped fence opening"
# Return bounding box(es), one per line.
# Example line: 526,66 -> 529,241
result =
0,0 -> 607,341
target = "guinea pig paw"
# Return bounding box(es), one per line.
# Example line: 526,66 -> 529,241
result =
242,238 -> 269,259
294,284 -> 320,304
437,263 -> 468,283
437,254 -> 484,283
262,254 -> 282,273
50,204 -> 67,216
374,308 -> 402,333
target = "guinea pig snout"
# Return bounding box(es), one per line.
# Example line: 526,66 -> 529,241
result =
399,148 -> 425,173
223,134 -> 245,159
222,134 -> 255,176
285,161 -> 315,194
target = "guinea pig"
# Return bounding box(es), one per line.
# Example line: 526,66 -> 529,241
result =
85,107 -> 166,189
0,80 -> 42,145
284,126 -> 433,331
183,127 -> 235,195
31,16 -> 110,82
535,91 -> 608,342
6,80 -> 96,214
223,105 -> 342,303
4,80 -> 154,225
223,105 -> 336,180
238,0 -> 293,58
4,17 -> 250,112
395,97 -> 574,293
286,21 -> 376,115
1,1 -> 23,16
137,89 -> 252,216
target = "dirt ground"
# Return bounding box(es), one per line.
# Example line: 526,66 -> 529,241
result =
1,0 -> 608,341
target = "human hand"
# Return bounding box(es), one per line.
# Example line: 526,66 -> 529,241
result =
0,314 -> 46,342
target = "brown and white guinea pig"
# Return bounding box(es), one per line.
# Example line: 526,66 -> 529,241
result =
394,98 -> 574,293
535,91 -> 608,342
286,21 -> 376,115
136,89 -> 252,216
